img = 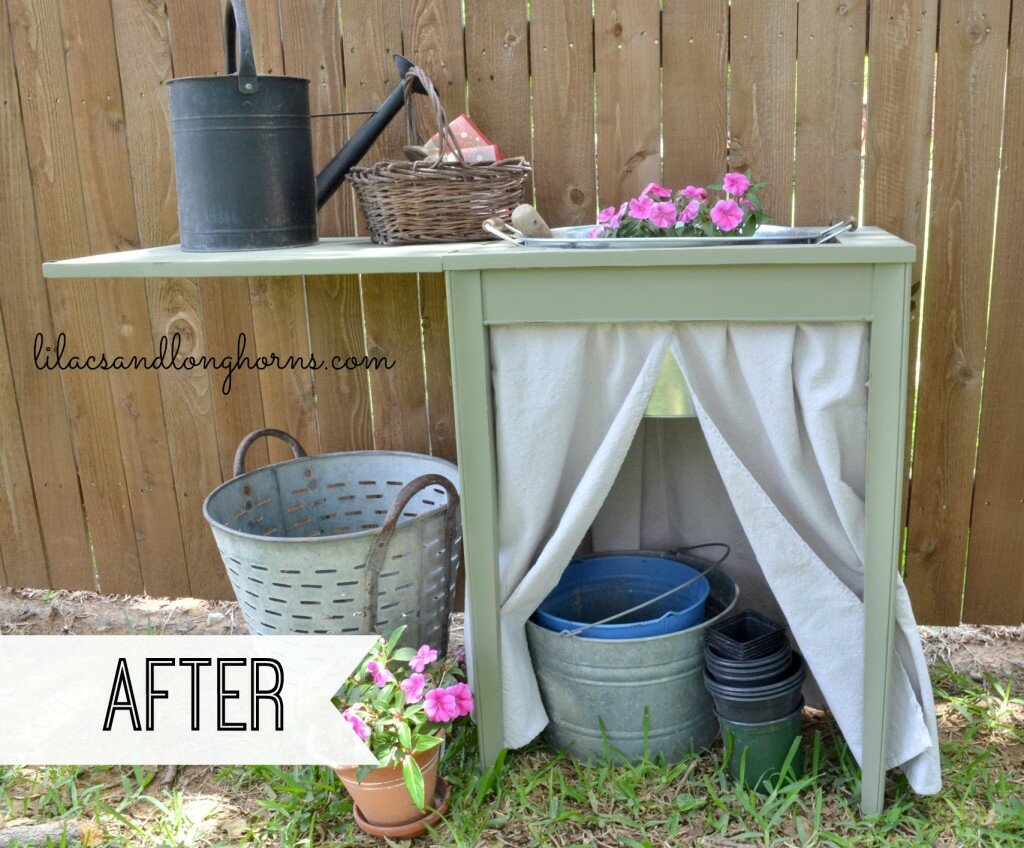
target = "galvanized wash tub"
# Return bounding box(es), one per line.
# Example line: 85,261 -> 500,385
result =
527,554 -> 738,763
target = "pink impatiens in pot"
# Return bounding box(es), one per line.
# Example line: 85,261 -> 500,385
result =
587,170 -> 768,240
336,626 -> 472,819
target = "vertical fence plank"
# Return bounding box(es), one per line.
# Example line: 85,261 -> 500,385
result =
59,0 -> 191,597
341,0 -> 407,175
115,0 -> 231,599
8,0 -> 145,593
200,284 -> 270,479
404,0 -> 466,120
594,0 -> 661,208
962,7 -> 1024,625
306,276 -> 374,453
420,275 -> 456,461
465,0 -> 531,167
662,0 -> 729,189
280,0 -> 372,456
729,0 -> 797,222
794,0 -> 868,225
903,0 -> 1011,625
166,0 -> 270,485
249,277 -> 321,462
279,0 -> 354,239
237,4 -> 320,465
362,278 -> 430,454
0,7 -> 82,589
530,0 -> 596,226
864,0 -> 939,537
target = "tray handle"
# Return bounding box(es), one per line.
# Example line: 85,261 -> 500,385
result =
482,217 -> 525,246
233,428 -> 307,477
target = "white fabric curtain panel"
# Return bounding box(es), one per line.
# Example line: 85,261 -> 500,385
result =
486,322 -> 940,795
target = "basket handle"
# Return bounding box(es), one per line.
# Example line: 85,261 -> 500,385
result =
361,473 -> 461,634
403,66 -> 465,166
233,428 -> 307,477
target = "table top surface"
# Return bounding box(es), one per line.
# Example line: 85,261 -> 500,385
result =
42,227 -> 914,279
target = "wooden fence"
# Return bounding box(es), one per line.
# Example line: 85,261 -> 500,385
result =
1,0 -> 1022,625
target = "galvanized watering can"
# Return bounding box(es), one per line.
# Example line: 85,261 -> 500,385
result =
168,0 -> 428,251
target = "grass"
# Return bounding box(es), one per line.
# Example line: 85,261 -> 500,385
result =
1,663 -> 1022,847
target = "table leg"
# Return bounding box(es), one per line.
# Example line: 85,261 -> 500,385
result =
446,269 -> 504,767
861,263 -> 912,815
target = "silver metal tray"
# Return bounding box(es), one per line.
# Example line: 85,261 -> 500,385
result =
483,218 -> 857,249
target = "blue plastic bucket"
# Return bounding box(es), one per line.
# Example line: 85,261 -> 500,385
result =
533,554 -> 710,639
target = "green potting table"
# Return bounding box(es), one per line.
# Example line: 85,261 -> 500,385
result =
44,226 -> 914,814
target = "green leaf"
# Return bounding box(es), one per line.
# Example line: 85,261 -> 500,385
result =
384,626 -> 406,654
413,733 -> 444,752
396,723 -> 412,750
392,647 -> 416,661
402,755 -> 426,810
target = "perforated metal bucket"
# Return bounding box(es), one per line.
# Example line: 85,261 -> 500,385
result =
203,429 -> 462,652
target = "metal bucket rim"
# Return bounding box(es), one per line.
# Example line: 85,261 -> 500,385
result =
526,551 -> 739,645
202,450 -> 459,544
535,554 -> 710,635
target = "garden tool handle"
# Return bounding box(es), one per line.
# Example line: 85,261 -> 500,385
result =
225,0 -> 259,94
233,428 -> 307,477
361,474 -> 461,633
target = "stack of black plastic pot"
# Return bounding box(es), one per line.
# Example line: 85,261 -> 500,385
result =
704,611 -> 805,789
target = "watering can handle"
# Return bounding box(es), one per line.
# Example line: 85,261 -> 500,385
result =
361,474 -> 461,635
233,428 -> 307,477
225,0 -> 259,94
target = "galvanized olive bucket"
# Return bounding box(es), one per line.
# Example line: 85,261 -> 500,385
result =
203,428 -> 462,652
527,553 -> 738,763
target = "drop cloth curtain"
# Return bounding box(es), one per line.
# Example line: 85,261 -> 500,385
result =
487,322 -> 940,795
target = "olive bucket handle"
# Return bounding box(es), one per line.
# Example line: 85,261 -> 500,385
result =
361,474 -> 461,634
224,0 -> 259,94
233,428 -> 306,477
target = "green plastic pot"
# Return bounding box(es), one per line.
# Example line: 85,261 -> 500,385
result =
716,702 -> 804,791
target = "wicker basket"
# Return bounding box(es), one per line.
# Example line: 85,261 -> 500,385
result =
347,67 -> 530,245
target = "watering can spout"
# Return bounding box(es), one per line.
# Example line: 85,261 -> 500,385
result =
315,54 -> 428,210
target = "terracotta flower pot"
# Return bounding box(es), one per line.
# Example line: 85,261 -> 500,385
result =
335,737 -> 443,828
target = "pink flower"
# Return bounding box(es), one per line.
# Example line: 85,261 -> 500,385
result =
740,198 -> 755,212
650,201 -> 678,228
628,195 -> 654,220
681,185 -> 708,201
446,682 -> 474,717
722,172 -> 751,196
366,660 -> 393,688
587,226 -> 605,238
710,198 -> 744,232
678,199 -> 702,224
409,645 -> 438,673
597,206 -> 618,224
608,202 -> 627,228
642,181 -> 673,198
423,688 -> 459,723
342,708 -> 371,742
400,673 -> 426,704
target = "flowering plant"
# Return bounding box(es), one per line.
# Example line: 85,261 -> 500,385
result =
337,626 -> 471,809
590,171 -> 769,239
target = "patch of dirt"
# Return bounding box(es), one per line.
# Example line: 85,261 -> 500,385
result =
921,623 -> 1024,684
0,587 -> 243,635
